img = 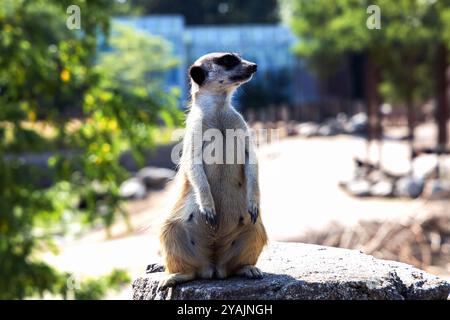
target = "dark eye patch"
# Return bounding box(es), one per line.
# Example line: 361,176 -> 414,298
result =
214,54 -> 240,70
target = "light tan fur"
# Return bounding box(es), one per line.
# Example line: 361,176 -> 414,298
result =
158,53 -> 268,288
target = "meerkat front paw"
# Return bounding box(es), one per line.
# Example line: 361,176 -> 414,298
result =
247,200 -> 259,224
215,265 -> 228,279
199,205 -> 217,229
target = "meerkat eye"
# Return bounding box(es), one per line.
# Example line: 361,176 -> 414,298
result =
214,54 -> 240,70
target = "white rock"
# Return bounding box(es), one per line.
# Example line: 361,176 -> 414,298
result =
119,177 -> 146,199
136,167 -> 175,189
370,180 -> 393,197
297,122 -> 319,137
395,176 -> 424,199
412,154 -> 438,179
347,179 -> 371,197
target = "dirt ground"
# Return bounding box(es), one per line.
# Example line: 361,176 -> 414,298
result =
42,125 -> 450,299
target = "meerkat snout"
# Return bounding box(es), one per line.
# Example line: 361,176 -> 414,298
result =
248,63 -> 257,73
189,52 -> 257,91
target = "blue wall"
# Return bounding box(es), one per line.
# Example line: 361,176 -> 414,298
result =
113,15 -> 319,107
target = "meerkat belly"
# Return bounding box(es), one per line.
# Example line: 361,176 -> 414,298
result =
204,163 -> 247,227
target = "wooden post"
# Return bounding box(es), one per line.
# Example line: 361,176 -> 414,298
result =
436,43 -> 449,153
436,43 -> 449,179
365,52 -> 382,166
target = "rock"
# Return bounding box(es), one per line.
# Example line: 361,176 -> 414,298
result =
146,262 -> 165,274
77,180 -> 109,209
422,179 -> 450,200
346,179 -> 371,197
370,180 -> 394,197
317,124 -> 335,136
136,166 -> 175,190
297,122 -> 319,137
336,112 -> 348,127
132,242 -> 450,300
119,177 -> 147,199
316,118 -> 345,137
286,124 -> 299,137
366,169 -> 385,183
412,155 -> 438,180
327,117 -> 345,132
345,112 -> 368,136
395,176 -> 425,199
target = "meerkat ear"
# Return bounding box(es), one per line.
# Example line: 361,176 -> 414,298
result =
189,65 -> 206,86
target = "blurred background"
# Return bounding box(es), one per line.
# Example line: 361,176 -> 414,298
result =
1,0 -> 450,299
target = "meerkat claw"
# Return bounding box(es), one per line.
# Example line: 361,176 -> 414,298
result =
248,204 -> 259,224
201,208 -> 217,229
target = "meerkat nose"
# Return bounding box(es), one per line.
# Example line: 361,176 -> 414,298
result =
248,63 -> 257,73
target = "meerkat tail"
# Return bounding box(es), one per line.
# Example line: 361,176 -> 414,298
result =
158,272 -> 196,289
159,219 -> 198,273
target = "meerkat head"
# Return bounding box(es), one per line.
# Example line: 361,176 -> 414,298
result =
188,52 -> 257,94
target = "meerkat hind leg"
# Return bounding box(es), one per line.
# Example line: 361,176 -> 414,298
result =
214,265 -> 228,279
158,272 -> 196,289
199,264 -> 215,279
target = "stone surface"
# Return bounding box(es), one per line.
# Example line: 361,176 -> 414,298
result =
136,166 -> 175,190
412,154 -> 438,180
146,262 -> 165,274
395,176 -> 425,198
370,180 -> 394,197
132,242 -> 450,300
345,112 -> 368,136
297,122 -> 319,137
317,124 -> 336,136
119,177 -> 146,199
346,179 -> 371,197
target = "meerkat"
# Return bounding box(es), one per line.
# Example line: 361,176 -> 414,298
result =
158,52 -> 268,288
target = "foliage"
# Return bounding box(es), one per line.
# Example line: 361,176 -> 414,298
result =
0,0 -> 180,299
281,0 -> 450,104
280,0 -> 372,78
69,269 -> 131,300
